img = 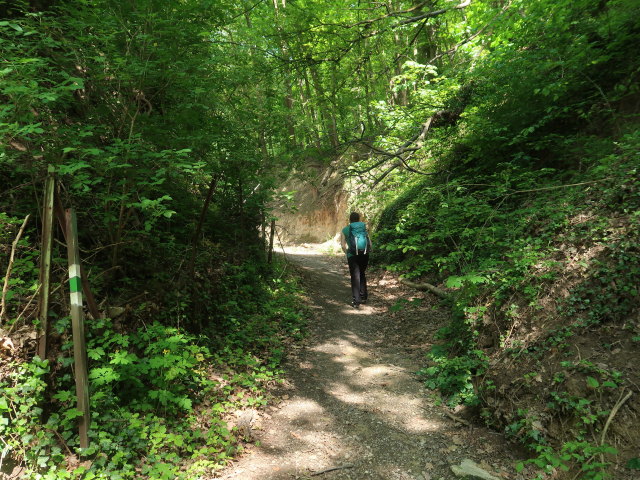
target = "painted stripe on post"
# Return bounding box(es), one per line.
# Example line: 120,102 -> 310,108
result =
69,263 -> 80,278
69,277 -> 81,293
70,291 -> 83,307
69,276 -> 82,294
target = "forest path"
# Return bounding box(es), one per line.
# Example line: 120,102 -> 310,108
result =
216,245 -> 522,480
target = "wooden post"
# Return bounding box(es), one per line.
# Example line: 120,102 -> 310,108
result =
37,166 -> 55,359
54,196 -> 101,321
187,175 -> 219,284
65,208 -> 90,449
267,219 -> 276,264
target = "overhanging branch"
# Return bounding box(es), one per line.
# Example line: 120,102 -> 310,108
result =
395,0 -> 471,27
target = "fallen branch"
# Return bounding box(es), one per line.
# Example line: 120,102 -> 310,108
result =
399,278 -> 448,299
310,464 -> 355,476
597,389 -> 633,477
600,389 -> 632,447
1,215 -> 30,324
445,410 -> 472,427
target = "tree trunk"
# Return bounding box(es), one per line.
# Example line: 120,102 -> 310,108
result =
309,65 -> 334,149
186,175 -> 219,286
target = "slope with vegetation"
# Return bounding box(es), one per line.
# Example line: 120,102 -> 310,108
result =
363,2 -> 640,479
1,0 -> 305,478
1,0 -> 639,479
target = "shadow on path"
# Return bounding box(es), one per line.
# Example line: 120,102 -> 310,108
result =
215,245 -> 520,480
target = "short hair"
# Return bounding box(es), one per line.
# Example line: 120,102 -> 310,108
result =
349,212 -> 360,223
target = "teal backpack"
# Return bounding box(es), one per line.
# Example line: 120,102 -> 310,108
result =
348,222 -> 370,255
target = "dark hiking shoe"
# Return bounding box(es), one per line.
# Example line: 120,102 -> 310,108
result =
351,300 -> 360,308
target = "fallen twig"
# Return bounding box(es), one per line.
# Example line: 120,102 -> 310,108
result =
310,464 -> 355,476
598,389 -> 633,475
445,410 -> 472,427
1,215 -> 30,324
600,389 -> 632,447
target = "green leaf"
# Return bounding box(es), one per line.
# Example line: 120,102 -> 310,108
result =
586,376 -> 599,389
445,276 -> 463,288
64,408 -> 84,420
627,458 -> 640,470
52,390 -> 73,402
89,367 -> 119,385
87,347 -> 105,360
389,299 -> 408,312
83,148 -> 103,156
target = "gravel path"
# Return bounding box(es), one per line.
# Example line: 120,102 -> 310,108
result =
215,245 -> 523,480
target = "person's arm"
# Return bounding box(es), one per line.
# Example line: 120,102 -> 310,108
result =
340,231 -> 348,253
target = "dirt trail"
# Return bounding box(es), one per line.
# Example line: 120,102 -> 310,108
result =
216,245 -> 524,480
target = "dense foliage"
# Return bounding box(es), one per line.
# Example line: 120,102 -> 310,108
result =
1,0 -> 305,478
354,1 -> 640,479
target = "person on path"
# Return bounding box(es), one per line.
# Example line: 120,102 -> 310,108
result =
341,212 -> 371,308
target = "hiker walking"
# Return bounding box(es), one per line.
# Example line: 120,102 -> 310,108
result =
341,212 -> 371,308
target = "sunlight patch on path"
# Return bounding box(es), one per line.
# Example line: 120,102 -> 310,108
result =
220,397 -> 355,480
307,330 -> 447,436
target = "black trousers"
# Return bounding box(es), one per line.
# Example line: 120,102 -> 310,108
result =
348,253 -> 369,303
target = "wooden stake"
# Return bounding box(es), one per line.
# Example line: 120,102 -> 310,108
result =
267,219 -> 276,263
65,208 -> 90,449
54,196 -> 101,321
37,166 -> 55,359
187,174 -> 219,284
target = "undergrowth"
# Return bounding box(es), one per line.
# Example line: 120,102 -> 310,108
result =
379,131 -> 640,478
0,258 -> 307,479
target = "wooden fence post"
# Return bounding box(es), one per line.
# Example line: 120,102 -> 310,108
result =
54,195 -> 101,321
267,219 -> 276,263
65,208 -> 90,449
37,166 -> 55,359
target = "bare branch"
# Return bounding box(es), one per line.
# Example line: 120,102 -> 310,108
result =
371,161 -> 402,188
345,113 -> 444,183
1,215 -> 30,324
395,0 -> 471,27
